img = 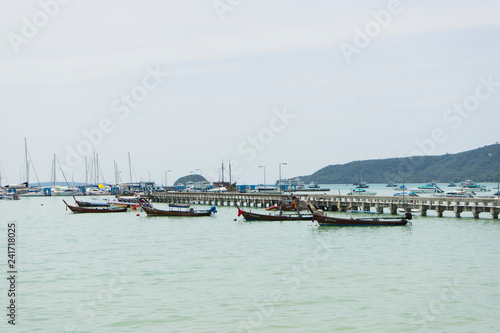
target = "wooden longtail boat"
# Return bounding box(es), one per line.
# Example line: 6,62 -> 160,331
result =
314,213 -> 412,226
63,200 -> 127,213
138,199 -> 217,217
73,196 -> 110,207
111,202 -> 140,210
265,197 -> 299,211
236,204 -> 312,221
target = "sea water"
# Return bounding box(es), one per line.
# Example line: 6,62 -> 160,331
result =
1,190 -> 499,332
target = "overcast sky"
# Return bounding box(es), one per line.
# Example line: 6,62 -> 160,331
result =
1,0 -> 500,186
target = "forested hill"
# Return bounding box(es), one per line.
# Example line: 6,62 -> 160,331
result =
174,174 -> 207,185
298,144 -> 500,184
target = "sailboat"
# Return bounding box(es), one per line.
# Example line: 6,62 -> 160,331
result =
9,139 -> 44,197
47,154 -> 83,196
210,160 -> 236,192
350,164 -> 376,195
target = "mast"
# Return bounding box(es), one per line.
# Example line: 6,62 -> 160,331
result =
85,156 -> 88,185
221,160 -> 225,184
95,152 -> 99,185
53,153 -> 56,187
24,138 -> 29,185
402,157 -> 405,209
56,155 -> 70,187
27,151 -> 41,187
128,152 -> 132,183
114,160 -> 121,185
229,160 -> 232,184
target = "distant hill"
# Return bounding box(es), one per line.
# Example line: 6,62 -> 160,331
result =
298,144 -> 500,184
174,174 -> 207,185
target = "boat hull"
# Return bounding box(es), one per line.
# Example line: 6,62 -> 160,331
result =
74,197 -> 110,207
237,205 -> 312,221
314,214 -> 409,226
141,206 -> 213,217
64,200 -> 127,213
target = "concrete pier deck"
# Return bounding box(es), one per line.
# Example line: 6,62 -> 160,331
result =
148,192 -> 500,219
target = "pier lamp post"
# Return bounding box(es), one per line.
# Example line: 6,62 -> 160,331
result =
259,165 -> 266,186
165,170 -> 171,187
401,156 -> 411,212
279,163 -> 287,193
489,153 -> 500,199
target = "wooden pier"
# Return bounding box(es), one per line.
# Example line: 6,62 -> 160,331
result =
148,192 -> 500,219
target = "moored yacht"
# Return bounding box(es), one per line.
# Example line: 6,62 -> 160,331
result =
348,188 -> 377,196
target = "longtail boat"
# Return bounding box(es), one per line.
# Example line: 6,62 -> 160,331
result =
63,200 -> 127,213
314,212 -> 412,226
73,196 -> 110,207
138,199 -> 217,217
265,197 -> 299,211
236,204 -> 312,221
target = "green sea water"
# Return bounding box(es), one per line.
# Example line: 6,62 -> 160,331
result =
1,194 -> 500,332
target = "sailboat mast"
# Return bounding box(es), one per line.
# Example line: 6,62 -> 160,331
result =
85,156 -> 88,185
128,152 -> 132,183
402,158 -> 405,204
53,153 -> 56,187
95,152 -> 99,185
221,160 -> 225,183
24,138 -> 29,185
114,160 -> 121,185
229,160 -> 232,184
